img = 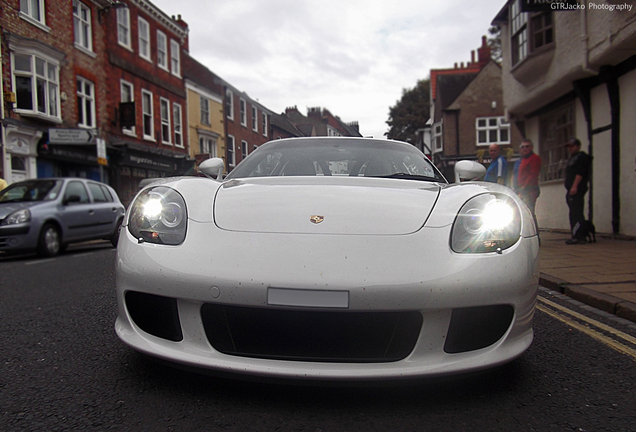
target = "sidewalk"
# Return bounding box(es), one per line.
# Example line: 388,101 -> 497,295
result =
539,230 -> 636,323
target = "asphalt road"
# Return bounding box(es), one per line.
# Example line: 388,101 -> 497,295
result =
1,244 -> 635,431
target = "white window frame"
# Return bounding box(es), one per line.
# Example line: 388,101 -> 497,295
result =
199,136 -> 217,157
73,1 -> 93,53
138,17 -> 151,62
20,0 -> 48,29
170,39 -> 181,77
173,103 -> 183,148
157,30 -> 168,70
120,80 -> 136,136
227,135 -> 236,167
240,99 -> 247,126
141,89 -> 154,140
11,52 -> 61,122
76,76 -> 96,128
432,122 -> 443,153
160,98 -> 171,144
262,113 -> 268,137
226,90 -> 234,121
476,116 -> 510,146
241,140 -> 248,160
200,96 -> 210,125
117,7 -> 131,50
251,106 -> 258,131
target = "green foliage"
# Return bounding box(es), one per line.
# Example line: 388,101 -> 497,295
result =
385,79 -> 431,143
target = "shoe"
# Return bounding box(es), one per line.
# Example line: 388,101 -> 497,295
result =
565,238 -> 587,245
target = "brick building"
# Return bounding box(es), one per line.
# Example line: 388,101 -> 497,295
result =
101,0 -> 190,205
222,83 -> 272,171
281,106 -> 362,138
429,36 -> 522,181
2,0 -> 111,184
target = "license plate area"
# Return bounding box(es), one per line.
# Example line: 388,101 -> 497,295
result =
267,287 -> 349,308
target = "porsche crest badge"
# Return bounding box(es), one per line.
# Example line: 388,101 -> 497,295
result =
310,215 -> 324,224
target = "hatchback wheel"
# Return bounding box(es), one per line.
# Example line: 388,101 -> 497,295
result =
37,224 -> 62,257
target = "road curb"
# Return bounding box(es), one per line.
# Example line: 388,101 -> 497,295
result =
540,273 -> 636,324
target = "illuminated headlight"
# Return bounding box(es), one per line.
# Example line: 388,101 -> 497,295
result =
128,186 -> 187,245
1,209 -> 31,225
451,193 -> 522,253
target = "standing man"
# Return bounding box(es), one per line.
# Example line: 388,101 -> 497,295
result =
485,144 -> 508,185
516,139 -> 542,231
565,138 -> 592,244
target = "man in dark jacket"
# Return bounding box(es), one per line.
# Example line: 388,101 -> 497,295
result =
565,138 -> 592,244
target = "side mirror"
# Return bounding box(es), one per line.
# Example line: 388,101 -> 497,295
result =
199,158 -> 225,181
63,194 -> 81,205
454,160 -> 486,183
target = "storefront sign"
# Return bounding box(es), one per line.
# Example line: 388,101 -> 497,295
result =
96,138 -> 108,166
49,128 -> 97,144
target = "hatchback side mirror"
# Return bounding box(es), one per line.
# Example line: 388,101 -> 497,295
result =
63,194 -> 82,205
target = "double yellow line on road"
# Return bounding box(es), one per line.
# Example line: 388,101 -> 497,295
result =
537,296 -> 636,361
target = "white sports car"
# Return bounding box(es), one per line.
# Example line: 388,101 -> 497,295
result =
115,137 -> 539,381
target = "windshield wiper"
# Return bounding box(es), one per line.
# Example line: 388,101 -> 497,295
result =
373,173 -> 440,182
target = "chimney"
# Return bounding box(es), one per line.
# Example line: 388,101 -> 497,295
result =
477,35 -> 491,69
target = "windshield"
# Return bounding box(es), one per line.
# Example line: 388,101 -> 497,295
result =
226,138 -> 447,183
0,180 -> 63,203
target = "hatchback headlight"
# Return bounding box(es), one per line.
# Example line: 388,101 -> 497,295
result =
1,209 -> 31,225
451,193 -> 521,253
128,187 -> 187,245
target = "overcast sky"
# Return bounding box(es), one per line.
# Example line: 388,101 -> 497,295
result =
150,0 -> 504,139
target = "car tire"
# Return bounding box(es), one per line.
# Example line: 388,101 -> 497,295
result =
37,223 -> 62,257
110,218 -> 123,248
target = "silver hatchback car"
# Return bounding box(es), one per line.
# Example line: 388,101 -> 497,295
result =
0,178 -> 125,257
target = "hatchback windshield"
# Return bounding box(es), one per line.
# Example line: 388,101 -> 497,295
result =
0,180 -> 63,203
226,138 -> 447,182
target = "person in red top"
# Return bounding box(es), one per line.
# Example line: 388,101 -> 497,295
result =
515,139 -> 542,232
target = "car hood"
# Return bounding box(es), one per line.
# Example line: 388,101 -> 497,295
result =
213,177 -> 441,235
0,201 -> 43,219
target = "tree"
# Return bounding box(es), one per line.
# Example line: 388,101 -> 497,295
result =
385,79 -> 431,143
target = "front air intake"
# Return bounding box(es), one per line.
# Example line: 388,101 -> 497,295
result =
444,304 -> 514,354
125,291 -> 183,342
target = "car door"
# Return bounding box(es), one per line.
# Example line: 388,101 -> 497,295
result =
86,182 -> 119,236
58,180 -> 95,241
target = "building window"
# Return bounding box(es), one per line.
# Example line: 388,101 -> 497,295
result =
200,96 -> 210,125
510,0 -> 553,66
476,116 -> 510,146
117,7 -> 131,49
160,98 -> 171,144
227,135 -> 235,167
73,1 -> 92,52
226,90 -> 234,120
327,126 -> 341,137
199,136 -> 217,157
120,80 -> 135,135
12,53 -> 60,120
531,12 -> 553,50
142,90 -> 154,140
77,77 -> 95,128
252,106 -> 258,131
138,17 -> 151,61
20,0 -> 46,26
241,140 -> 248,160
173,103 -> 183,147
262,113 -> 268,137
433,123 -> 443,152
539,103 -> 574,182
240,99 -> 247,126
157,31 -> 168,70
170,39 -> 180,76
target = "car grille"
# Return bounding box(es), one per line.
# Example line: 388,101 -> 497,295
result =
201,304 -> 423,363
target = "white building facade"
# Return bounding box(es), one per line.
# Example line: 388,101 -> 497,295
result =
493,0 -> 636,237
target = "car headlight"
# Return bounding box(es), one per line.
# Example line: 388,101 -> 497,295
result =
128,186 -> 187,245
451,193 -> 522,253
1,209 -> 31,225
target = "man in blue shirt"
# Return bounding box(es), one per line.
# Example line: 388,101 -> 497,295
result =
485,144 -> 508,185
